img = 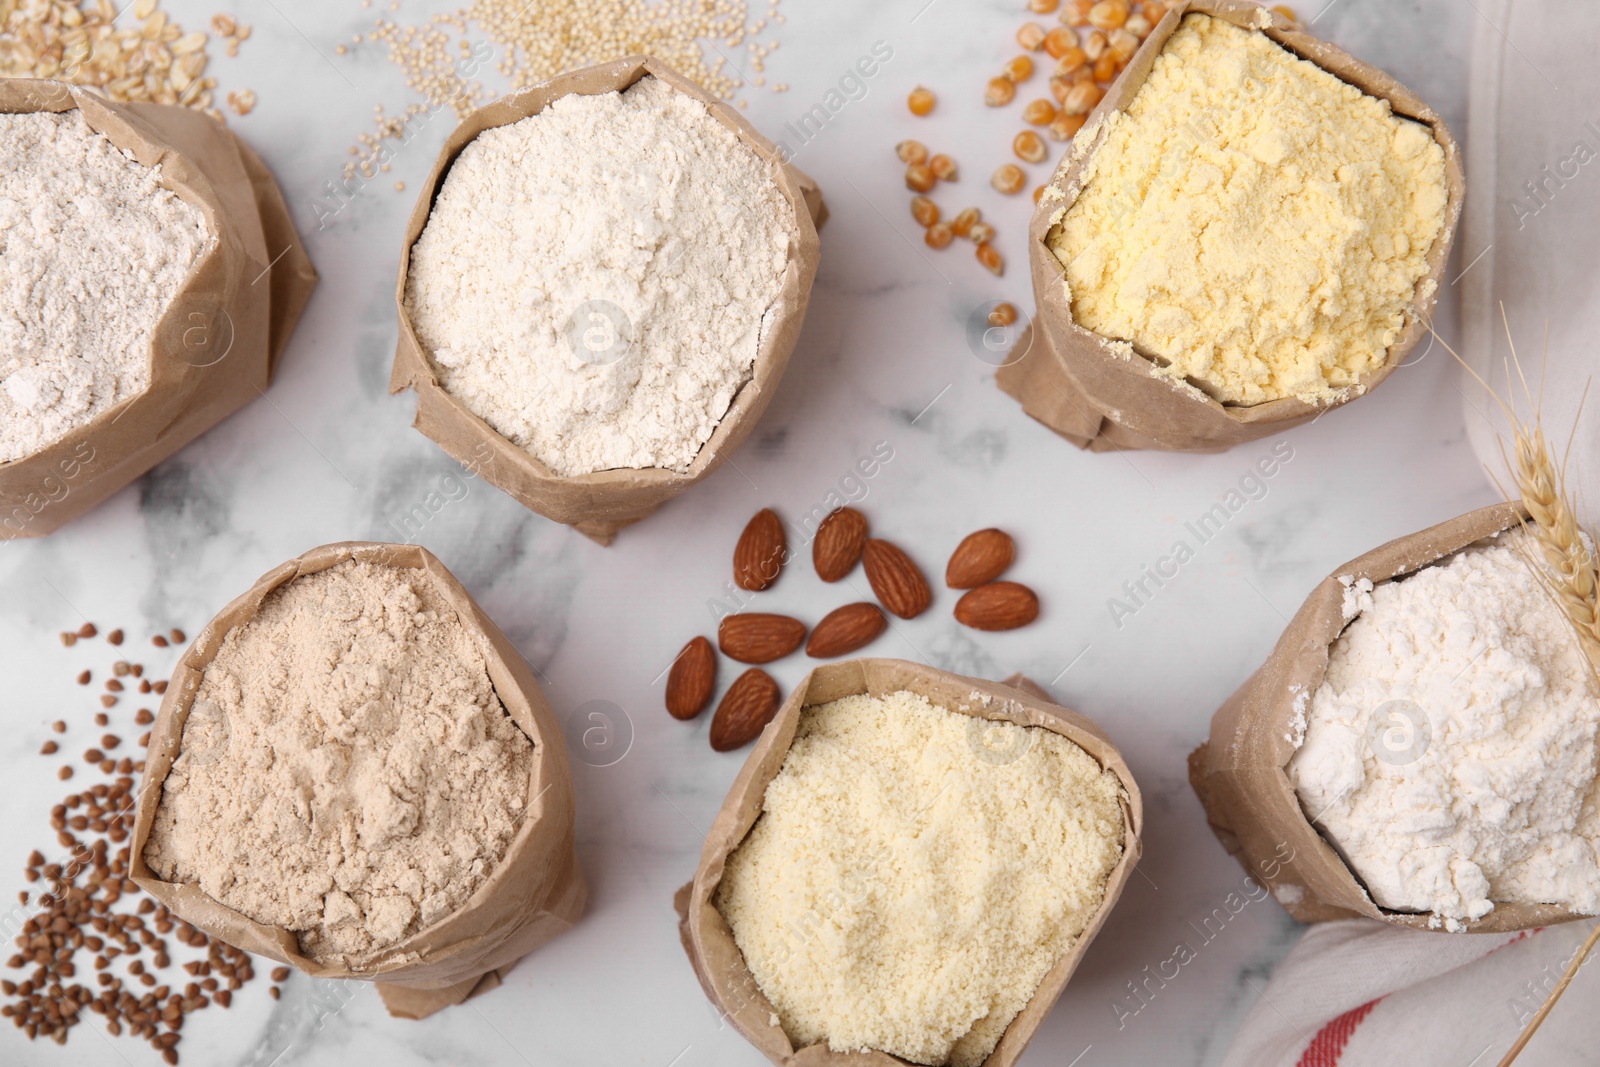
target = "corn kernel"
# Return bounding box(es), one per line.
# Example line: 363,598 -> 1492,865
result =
897,139 -> 929,165
1043,26 -> 1077,59
989,302 -> 1019,327
1109,27 -> 1140,61
929,153 -> 958,181
1062,0 -> 1095,26
1083,29 -> 1109,60
1125,13 -> 1152,37
1027,0 -> 1059,10
1048,112 -> 1087,141
1022,98 -> 1057,125
1016,22 -> 1047,50
906,163 -> 936,193
970,221 -> 997,244
991,164 -> 1026,195
1088,0 -> 1128,31
1033,185 -> 1047,203
925,222 -> 955,249
977,242 -> 1005,276
1270,4 -> 1298,23
1062,81 -> 1102,115
1013,129 -> 1047,163
1004,55 -> 1035,82
951,207 -> 980,238
1054,46 -> 1088,74
908,86 -> 935,116
910,195 -> 940,227
986,76 -> 1017,106
1093,53 -> 1118,82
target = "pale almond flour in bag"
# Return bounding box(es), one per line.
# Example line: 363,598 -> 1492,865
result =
716,689 -> 1125,1067
404,75 -> 792,477
143,560 -> 532,961
0,109 -> 212,463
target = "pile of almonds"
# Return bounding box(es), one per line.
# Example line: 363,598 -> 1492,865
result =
667,508 -> 1041,752
4,622 -> 282,1062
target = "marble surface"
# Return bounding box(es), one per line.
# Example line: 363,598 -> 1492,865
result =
0,1 -> 1509,1064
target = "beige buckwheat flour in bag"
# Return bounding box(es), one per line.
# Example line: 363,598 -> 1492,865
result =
716,689 -> 1125,1067
144,560 -> 533,961
1289,532 -> 1600,930
404,75 -> 793,478
1049,13 -> 1448,406
0,109 -> 213,463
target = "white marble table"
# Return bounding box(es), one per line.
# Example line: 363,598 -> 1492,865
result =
0,1 -> 1494,1064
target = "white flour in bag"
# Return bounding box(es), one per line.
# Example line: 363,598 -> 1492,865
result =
1290,533 -> 1600,928
405,76 -> 792,477
0,109 -> 212,464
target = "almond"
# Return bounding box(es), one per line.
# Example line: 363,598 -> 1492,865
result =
806,602 -> 888,658
862,539 -> 932,619
665,636 -> 717,720
718,613 -> 807,664
813,507 -> 868,582
734,508 -> 787,591
710,668 -> 781,751
945,528 -> 1015,588
953,581 -> 1039,631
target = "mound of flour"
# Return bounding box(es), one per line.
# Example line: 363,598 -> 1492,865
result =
0,109 -> 212,463
405,76 -> 792,477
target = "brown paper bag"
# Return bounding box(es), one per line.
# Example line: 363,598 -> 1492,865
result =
1189,502 -> 1592,932
996,0 -> 1464,453
675,659 -> 1143,1066
390,55 -> 826,546
129,541 -> 586,1019
0,80 -> 317,537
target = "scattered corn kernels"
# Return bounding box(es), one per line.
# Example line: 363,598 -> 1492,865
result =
1004,55 -> 1035,82
1022,98 -> 1057,125
925,222 -> 955,249
908,86 -> 936,115
911,195 -> 940,227
1013,130 -> 1047,163
897,139 -> 929,164
1017,22 -> 1047,50
991,164 -> 1026,195
929,153 -> 958,181
906,163 -> 936,193
986,76 -> 1017,106
951,207 -> 980,238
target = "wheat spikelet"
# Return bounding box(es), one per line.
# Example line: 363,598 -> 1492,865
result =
1440,311 -> 1600,1065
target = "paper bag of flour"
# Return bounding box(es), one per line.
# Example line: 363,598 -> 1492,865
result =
1189,502 -> 1591,933
391,54 -> 826,546
0,79 -> 317,538
675,659 -> 1143,1066
995,0 -> 1463,453
129,542 -> 585,1019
